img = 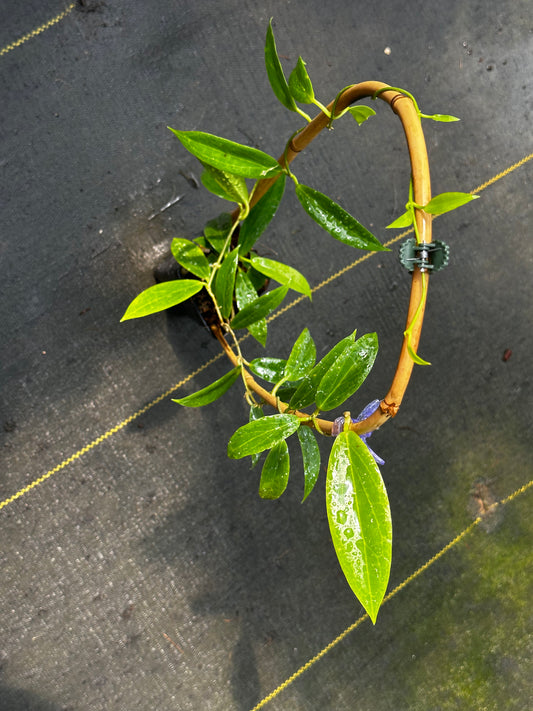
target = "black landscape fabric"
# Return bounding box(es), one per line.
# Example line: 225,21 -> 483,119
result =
1,1 -> 532,710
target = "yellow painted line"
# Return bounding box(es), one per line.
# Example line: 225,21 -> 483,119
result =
0,3 -> 76,58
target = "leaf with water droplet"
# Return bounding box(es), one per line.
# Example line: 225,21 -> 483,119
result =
315,333 -> 378,412
259,440 -> 290,499
298,426 -> 320,501
326,430 -> 392,623
227,413 -> 300,458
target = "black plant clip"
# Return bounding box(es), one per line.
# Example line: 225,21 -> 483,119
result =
399,238 -> 450,273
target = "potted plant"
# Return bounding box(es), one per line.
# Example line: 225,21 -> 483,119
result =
121,20 -> 477,623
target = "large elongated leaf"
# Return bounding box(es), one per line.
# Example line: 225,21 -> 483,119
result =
230,286 -> 288,330
227,413 -> 300,458
259,440 -> 290,499
171,238 -> 210,280
200,163 -> 249,206
284,328 -> 316,381
121,279 -> 203,321
239,174 -> 286,255
265,19 -> 298,113
235,271 -> 267,346
315,333 -> 378,412
173,367 -> 241,407
422,191 -> 478,215
250,256 -> 311,298
249,357 -> 288,383
214,248 -> 239,319
327,429 -> 392,623
169,128 -> 281,179
298,426 -> 321,501
295,184 -> 387,252
289,332 -> 356,409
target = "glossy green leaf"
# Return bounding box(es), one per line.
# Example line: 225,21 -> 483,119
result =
169,128 -> 281,179
249,357 -> 288,383
171,238 -> 210,280
250,255 -> 312,298
259,440 -> 290,499
204,213 -> 233,253
200,164 -> 249,206
298,426 -> 321,501
327,429 -> 392,623
230,285 -> 288,330
239,174 -> 286,255
295,184 -> 388,252
315,333 -> 378,411
249,404 -> 264,468
347,105 -> 376,125
386,210 -> 413,229
289,332 -> 356,409
247,266 -> 269,292
265,19 -> 298,113
235,271 -> 267,346
227,413 -> 300,458
424,113 -> 460,122
289,56 -> 315,104
121,279 -> 203,321
214,247 -> 239,319
284,328 -> 316,381
173,366 -> 241,407
422,191 -> 479,215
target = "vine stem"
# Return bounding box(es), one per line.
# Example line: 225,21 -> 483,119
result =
221,81 -> 432,436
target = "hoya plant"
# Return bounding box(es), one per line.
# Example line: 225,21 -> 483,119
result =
122,21 -> 477,623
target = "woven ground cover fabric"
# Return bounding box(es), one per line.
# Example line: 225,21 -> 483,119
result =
1,1 -> 532,709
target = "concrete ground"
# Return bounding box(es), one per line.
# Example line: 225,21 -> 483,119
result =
1,1 -> 531,709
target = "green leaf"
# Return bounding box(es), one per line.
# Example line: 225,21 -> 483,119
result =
386,210 -> 413,229
171,238 -> 210,280
288,56 -> 315,104
169,128 -> 281,179
204,213 -> 233,253
200,164 -> 249,206
327,430 -> 392,623
284,328 -> 316,381
315,333 -> 378,411
235,271 -> 267,346
121,279 -> 204,321
239,174 -> 286,255
265,19 -> 298,113
249,404 -> 264,468
289,332 -> 356,409
249,255 -> 312,298
249,357 -> 287,383
214,247 -> 239,319
259,440 -> 290,499
422,191 -> 479,215
424,113 -> 460,122
347,105 -> 376,125
298,426 -> 320,501
173,366 -> 241,407
295,184 -> 388,252
227,413 -> 300,458
230,285 -> 288,330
